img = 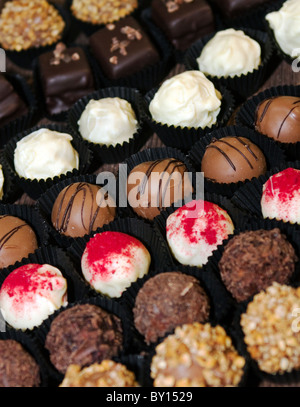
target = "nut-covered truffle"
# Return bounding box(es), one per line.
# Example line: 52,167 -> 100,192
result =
241,282 -> 300,374
151,322 -> 245,387
127,158 -> 193,220
201,136 -> 267,184
0,215 -> 39,269
133,272 -> 210,344
51,182 -> 116,238
0,339 -> 40,387
45,304 -> 123,374
219,229 -> 298,302
255,96 -> 300,144
60,360 -> 139,387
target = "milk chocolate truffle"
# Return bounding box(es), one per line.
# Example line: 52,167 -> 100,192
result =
151,322 -> 245,387
0,215 -> 38,269
255,96 -> 300,144
45,304 -> 123,374
60,361 -> 139,387
219,229 -> 297,303
0,340 -> 40,387
201,136 -> 267,184
51,182 -> 116,238
127,158 -> 193,220
133,272 -> 210,344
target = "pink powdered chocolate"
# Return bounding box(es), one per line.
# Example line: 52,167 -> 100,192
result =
261,168 -> 300,224
81,231 -> 151,298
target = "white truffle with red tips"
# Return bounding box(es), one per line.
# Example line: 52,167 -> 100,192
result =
261,167 -> 300,224
81,231 -> 151,298
0,263 -> 68,330
166,199 -> 234,267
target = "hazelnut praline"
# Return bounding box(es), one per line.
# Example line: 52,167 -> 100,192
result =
201,136 -> 267,184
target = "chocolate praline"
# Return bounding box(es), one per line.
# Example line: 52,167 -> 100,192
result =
127,158 -> 193,220
219,228 -> 298,302
201,136 -> 267,184
255,96 -> 300,144
209,0 -> 273,19
0,74 -> 27,127
51,182 -> 116,238
0,215 -> 38,269
133,272 -> 210,344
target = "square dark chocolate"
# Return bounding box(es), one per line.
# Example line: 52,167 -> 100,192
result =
38,46 -> 95,116
151,0 -> 215,50
210,0 -> 274,18
89,16 -> 160,80
0,74 -> 27,127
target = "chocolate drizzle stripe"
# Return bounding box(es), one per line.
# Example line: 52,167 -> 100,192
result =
207,139 -> 255,170
259,98 -> 274,123
234,136 -> 258,161
277,100 -> 300,140
0,222 -> 29,251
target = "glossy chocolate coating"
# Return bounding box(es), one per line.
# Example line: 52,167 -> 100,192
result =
127,158 -> 193,220
51,182 -> 116,238
89,16 -> 160,80
255,96 -> 300,144
0,74 -> 27,126
151,0 -> 214,50
210,0 -> 272,18
0,215 -> 38,269
38,46 -> 95,115
201,136 -> 267,184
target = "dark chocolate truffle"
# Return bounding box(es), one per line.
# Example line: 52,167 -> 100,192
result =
133,272 -> 210,344
0,74 -> 27,127
38,43 -> 95,116
151,0 -> 215,51
0,339 -> 40,387
219,229 -> 298,302
201,136 -> 267,184
127,158 -> 193,220
45,304 -> 123,374
255,96 -> 300,144
51,182 -> 116,238
209,0 -> 273,19
89,16 -> 160,80
0,215 -> 39,269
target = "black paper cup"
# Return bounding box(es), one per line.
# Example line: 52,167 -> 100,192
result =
188,125 -> 286,198
144,85 -> 235,151
34,295 -> 134,385
32,44 -> 102,123
3,123 -> 93,201
36,173 -> 119,249
116,146 -> 196,221
114,353 -> 152,387
236,85 -> 300,162
91,8 -> 174,94
0,329 -> 52,387
0,151 -> 23,204
183,27 -> 274,102
67,86 -> 152,165
231,161 -> 300,229
0,73 -> 38,149
3,5 -> 71,70
66,216 -> 174,298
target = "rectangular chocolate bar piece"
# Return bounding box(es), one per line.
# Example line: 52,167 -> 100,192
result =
151,0 -> 215,51
0,74 -> 27,127
38,45 -> 95,116
210,0 -> 274,18
89,16 -> 160,80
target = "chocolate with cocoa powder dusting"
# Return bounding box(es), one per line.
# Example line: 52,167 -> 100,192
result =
219,228 -> 298,302
45,304 -> 123,374
0,340 -> 40,387
133,272 -> 210,344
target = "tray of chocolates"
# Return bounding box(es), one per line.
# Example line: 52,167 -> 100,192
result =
0,0 -> 300,390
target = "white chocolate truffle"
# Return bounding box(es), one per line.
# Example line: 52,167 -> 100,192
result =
77,97 -> 139,146
81,231 -> 151,298
0,165 -> 4,200
266,0 -> 300,58
149,71 -> 222,129
14,128 -> 79,181
0,263 -> 68,330
166,200 -> 234,267
261,168 -> 300,224
197,29 -> 261,78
